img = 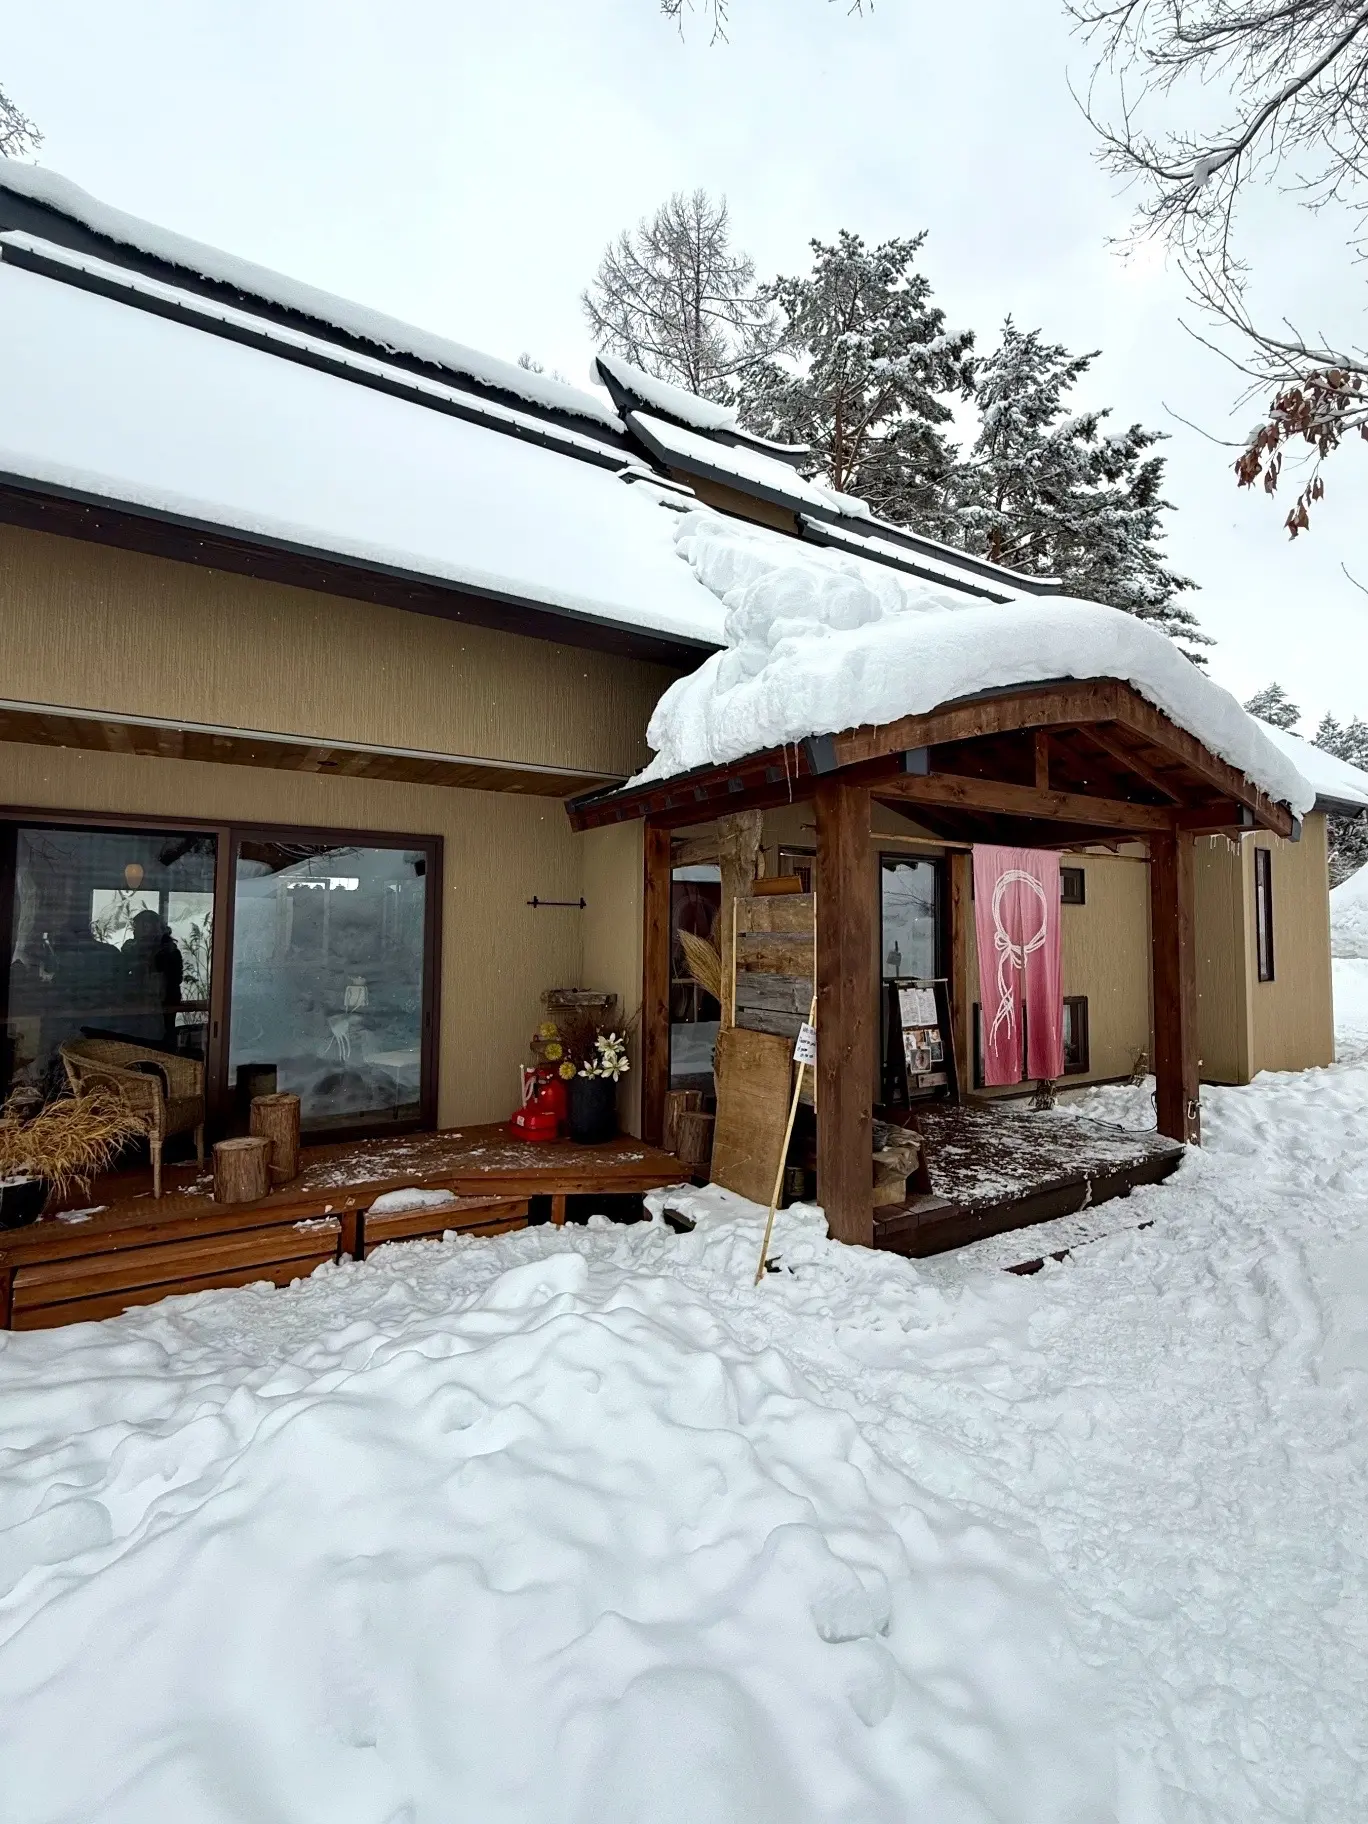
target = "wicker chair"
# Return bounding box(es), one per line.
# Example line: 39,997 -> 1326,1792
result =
59,1038 -> 205,1198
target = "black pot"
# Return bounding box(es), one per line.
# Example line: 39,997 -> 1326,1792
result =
566,1074 -> 617,1145
0,1175 -> 50,1228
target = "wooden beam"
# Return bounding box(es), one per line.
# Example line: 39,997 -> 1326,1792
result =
671,833 -> 720,867
814,781 -> 876,1247
641,822 -> 673,1148
1149,832 -> 1200,1145
1082,722 -> 1186,804
1113,696 -> 1293,839
947,849 -> 975,1098
831,681 -> 1123,769
875,769 -> 1171,833
1034,730 -> 1050,791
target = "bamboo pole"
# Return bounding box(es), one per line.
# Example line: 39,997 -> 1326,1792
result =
755,995 -> 817,1285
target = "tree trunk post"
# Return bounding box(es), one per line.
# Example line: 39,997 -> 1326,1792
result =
213,1136 -> 272,1205
815,780 -> 876,1246
249,1092 -> 301,1184
1149,830 -> 1201,1145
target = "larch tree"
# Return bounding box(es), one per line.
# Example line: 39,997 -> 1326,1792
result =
739,230 -> 975,529
1314,711 -> 1368,883
1243,683 -> 1303,730
949,320 -> 1206,658
582,190 -> 778,404
0,81 -> 41,157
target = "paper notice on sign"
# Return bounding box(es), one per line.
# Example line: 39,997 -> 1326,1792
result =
793,1023 -> 817,1067
898,985 -> 938,1026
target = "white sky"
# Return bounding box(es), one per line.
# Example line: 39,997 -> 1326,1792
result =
7,0 -> 1366,723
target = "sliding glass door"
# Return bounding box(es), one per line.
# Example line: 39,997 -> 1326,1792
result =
2,812 -> 440,1142
225,837 -> 433,1134
2,822 -> 216,1100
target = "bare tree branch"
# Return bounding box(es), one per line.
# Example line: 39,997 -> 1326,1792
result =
0,81 -> 42,158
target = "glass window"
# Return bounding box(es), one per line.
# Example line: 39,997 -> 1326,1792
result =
880,858 -> 939,981
669,864 -> 721,1089
1063,996 -> 1090,1074
228,841 -> 429,1133
3,824 -> 215,1098
1254,846 -> 1275,982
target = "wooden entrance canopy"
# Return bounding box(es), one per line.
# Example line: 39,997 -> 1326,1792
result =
568,678 -> 1298,1249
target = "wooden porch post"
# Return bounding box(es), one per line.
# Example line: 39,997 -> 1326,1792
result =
815,781 -> 876,1246
641,820 -> 672,1148
1149,830 -> 1201,1145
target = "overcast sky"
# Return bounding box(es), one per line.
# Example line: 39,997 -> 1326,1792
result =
7,0 -> 1365,724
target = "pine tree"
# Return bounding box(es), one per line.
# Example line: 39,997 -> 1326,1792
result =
948,321 -> 1207,659
1314,712 -> 1368,884
1243,683 -> 1301,730
738,231 -> 974,527
582,190 -> 777,404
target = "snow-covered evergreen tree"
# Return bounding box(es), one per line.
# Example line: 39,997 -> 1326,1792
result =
1314,712 -> 1368,884
738,231 -> 974,527
582,191 -> 777,404
1243,683 -> 1301,730
948,321 -> 1206,658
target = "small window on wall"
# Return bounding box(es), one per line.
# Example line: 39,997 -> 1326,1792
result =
1061,866 -> 1086,905
1254,846 -> 1275,982
777,848 -> 814,893
1063,996 -> 1090,1075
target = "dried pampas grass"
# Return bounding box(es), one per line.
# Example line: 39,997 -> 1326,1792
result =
0,1088 -> 146,1197
680,931 -> 723,1003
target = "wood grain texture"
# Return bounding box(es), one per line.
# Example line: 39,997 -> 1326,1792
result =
735,892 -> 816,934
641,821 -> 673,1147
711,1026 -> 794,1204
876,769 -> 1170,832
735,1007 -> 806,1040
734,971 -> 814,1015
735,932 -> 815,975
1149,831 -> 1201,1144
814,781 -> 876,1246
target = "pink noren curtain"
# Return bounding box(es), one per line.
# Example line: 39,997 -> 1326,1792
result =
971,846 -> 1064,1086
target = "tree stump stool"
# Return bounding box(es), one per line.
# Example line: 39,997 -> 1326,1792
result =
249,1092 -> 301,1184
213,1136 -> 272,1205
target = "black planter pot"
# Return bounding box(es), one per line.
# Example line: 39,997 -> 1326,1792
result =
566,1075 -> 617,1145
0,1175 -> 50,1228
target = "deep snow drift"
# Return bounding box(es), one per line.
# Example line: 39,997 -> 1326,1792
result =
3,1036 -> 1367,1819
1331,863 -> 1368,960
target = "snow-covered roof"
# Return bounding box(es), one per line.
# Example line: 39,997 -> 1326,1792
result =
627,410 -> 875,522
1254,722 -> 1368,816
635,512 -> 1315,816
0,247 -> 727,650
0,159 -> 622,432
593,351 -> 741,433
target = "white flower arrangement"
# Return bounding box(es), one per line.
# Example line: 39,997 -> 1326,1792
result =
579,1032 -> 630,1081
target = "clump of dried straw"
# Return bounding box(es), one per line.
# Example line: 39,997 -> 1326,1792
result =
680,931 -> 723,1003
0,1088 -> 147,1197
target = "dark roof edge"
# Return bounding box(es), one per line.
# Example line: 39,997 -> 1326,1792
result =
0,476 -> 718,672
0,187 -> 630,455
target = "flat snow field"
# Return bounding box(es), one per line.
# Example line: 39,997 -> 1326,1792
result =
2,990 -> 1366,1821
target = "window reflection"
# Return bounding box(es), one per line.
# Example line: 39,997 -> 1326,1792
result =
228,842 -> 428,1133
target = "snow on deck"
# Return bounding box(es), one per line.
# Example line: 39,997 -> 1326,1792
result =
0,158 -> 621,429
636,511 -> 1315,814
2,1031 -> 1367,1816
0,255 -> 727,649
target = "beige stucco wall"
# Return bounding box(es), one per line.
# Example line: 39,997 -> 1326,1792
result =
1247,816 -> 1335,1074
0,738 -> 591,1127
0,523 -> 674,778
1193,836 -> 1250,1084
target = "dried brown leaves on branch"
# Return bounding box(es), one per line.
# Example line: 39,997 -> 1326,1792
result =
1072,1 -> 1368,532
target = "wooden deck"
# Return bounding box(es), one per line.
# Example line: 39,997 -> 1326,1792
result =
872,1102 -> 1184,1258
0,1126 -> 685,1332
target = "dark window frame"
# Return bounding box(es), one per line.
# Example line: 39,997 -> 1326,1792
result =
1254,845 -> 1275,982
1061,865 -> 1086,905
0,803 -> 442,1141
1063,995 -> 1090,1075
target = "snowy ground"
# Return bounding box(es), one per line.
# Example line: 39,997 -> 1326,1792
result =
2,995 -> 1366,1820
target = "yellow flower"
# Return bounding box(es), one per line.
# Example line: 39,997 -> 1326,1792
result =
538,1021 -> 558,1040
543,1041 -> 563,1061
558,1060 -> 576,1080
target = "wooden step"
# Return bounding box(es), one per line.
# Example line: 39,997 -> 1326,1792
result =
360,1195 -> 528,1255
